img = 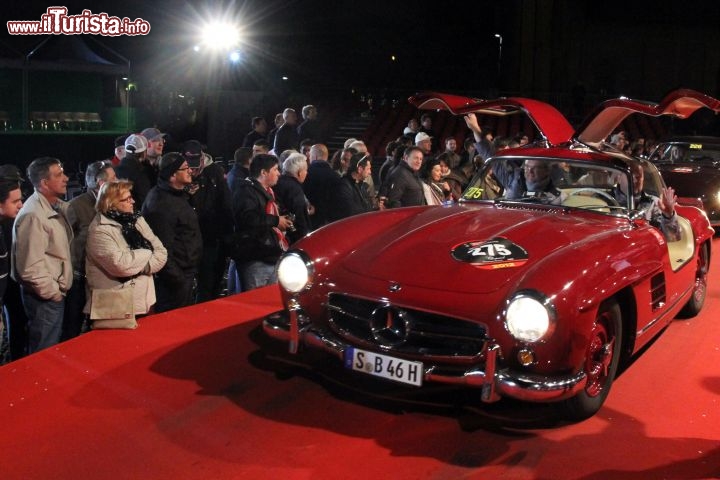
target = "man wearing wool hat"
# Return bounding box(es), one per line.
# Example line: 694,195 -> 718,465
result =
140,127 -> 167,172
141,152 -> 202,313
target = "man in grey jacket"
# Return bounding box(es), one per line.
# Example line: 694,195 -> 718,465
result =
12,157 -> 73,353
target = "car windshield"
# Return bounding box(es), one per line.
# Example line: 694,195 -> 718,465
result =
462,157 -> 634,215
650,142 -> 720,165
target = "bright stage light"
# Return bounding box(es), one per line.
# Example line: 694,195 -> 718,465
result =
200,22 -> 240,50
229,50 -> 241,63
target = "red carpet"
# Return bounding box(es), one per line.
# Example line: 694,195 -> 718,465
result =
2,240 -> 720,480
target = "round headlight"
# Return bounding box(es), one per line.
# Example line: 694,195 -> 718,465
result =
505,293 -> 551,342
277,252 -> 312,293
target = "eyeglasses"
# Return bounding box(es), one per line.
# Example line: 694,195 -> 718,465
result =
176,166 -> 190,171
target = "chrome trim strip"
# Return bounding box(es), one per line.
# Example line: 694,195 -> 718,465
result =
326,302 -> 372,323
637,283 -> 694,336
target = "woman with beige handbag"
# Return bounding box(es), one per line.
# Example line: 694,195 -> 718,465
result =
84,180 -> 167,329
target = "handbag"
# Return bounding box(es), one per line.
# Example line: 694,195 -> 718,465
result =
90,281 -> 137,330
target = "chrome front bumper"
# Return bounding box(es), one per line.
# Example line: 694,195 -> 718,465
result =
262,309 -> 588,404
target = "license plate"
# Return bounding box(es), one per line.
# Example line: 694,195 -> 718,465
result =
344,348 -> 423,386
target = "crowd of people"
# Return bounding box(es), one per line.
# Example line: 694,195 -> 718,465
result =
0,103 -> 662,364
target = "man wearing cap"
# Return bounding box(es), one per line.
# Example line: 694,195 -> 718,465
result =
12,157 -> 73,354
63,161 -> 116,340
0,165 -> 26,361
110,134 -> 128,166
414,132 -> 435,175
115,134 -> 153,207
142,152 -> 202,312
140,127 -> 166,180
183,140 -> 233,303
415,132 -> 434,157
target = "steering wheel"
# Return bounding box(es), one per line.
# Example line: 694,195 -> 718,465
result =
566,188 -> 621,207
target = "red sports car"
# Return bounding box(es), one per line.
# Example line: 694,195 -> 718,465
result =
263,89 -> 719,420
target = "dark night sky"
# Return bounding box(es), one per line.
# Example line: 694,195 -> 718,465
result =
2,0 -> 719,156
2,1 -> 719,96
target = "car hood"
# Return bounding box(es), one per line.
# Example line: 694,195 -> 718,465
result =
340,205 -> 610,295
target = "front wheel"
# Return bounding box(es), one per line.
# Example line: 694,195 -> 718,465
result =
560,299 -> 622,421
678,242 -> 709,318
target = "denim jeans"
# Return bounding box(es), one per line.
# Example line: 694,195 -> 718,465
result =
21,286 -> 65,354
226,260 -> 242,295
239,261 -> 277,291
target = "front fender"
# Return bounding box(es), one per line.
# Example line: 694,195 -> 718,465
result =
498,224 -> 665,372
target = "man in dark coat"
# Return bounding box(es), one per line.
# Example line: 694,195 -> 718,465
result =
230,154 -> 293,291
141,152 -> 202,312
242,117 -> 267,148
302,143 -> 346,229
386,146 -> 427,208
183,140 -> 233,303
273,108 -> 300,154
336,153 -> 374,219
227,147 -> 252,193
297,105 -> 321,143
115,134 -> 154,206
274,152 -> 312,244
0,165 -> 26,361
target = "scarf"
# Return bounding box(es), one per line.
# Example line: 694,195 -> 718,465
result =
105,210 -> 153,251
264,187 -> 289,252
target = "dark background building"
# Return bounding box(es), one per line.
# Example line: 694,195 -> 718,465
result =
1,0 -> 719,169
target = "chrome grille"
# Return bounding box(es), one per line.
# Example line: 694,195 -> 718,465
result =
326,293 -> 488,357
